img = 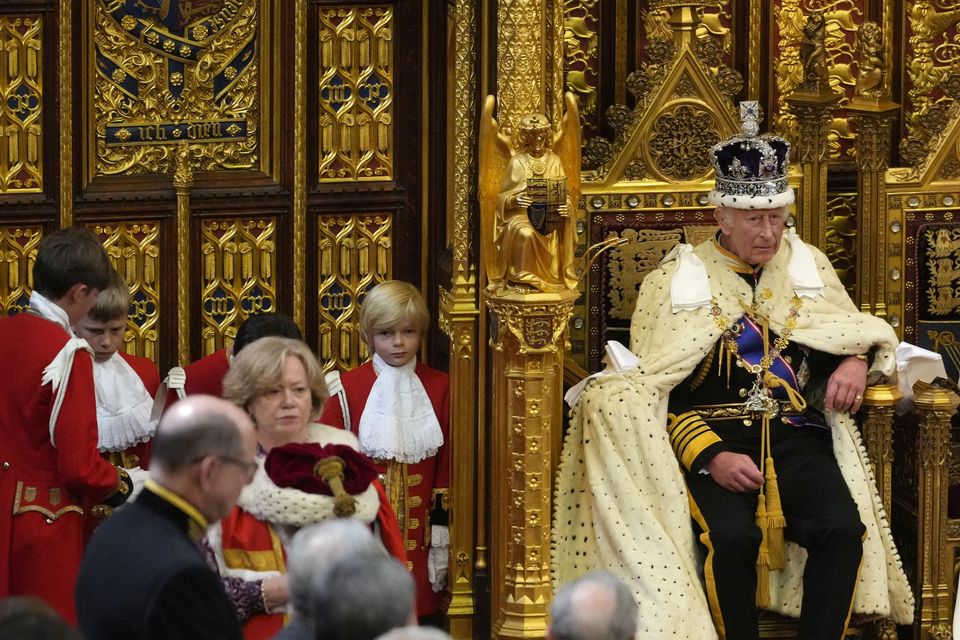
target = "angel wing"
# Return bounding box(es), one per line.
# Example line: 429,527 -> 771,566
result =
553,92 -> 582,210
478,95 -> 515,288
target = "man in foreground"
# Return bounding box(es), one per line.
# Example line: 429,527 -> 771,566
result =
273,519 -> 381,640
75,395 -> 257,639
554,103 -> 913,639
548,571 -> 637,640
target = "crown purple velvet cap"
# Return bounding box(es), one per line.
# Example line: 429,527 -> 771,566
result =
707,101 -> 795,210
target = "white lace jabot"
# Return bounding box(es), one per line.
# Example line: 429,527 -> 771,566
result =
93,352 -> 156,452
357,354 -> 444,464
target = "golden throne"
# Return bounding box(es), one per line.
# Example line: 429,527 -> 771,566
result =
562,5 -> 954,639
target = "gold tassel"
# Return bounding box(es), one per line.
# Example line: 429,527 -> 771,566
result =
755,496 -> 771,608
764,455 -> 787,570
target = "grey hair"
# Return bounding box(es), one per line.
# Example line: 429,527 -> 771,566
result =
310,552 -> 415,640
549,571 -> 638,640
150,408 -> 245,474
287,519 -> 380,619
375,627 -> 452,640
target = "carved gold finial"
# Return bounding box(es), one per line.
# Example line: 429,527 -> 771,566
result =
479,93 -> 581,294
800,13 -> 830,93
854,21 -> 885,98
172,143 -> 193,189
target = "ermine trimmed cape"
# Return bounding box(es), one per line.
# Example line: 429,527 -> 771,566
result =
553,236 -> 914,638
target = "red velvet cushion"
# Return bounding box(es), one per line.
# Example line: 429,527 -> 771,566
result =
264,443 -> 378,495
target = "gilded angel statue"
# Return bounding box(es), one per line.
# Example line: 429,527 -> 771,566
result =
479,93 -> 581,293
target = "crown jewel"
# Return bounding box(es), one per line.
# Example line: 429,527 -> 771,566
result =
707,101 -> 795,210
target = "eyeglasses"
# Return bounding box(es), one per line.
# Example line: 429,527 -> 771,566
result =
189,454 -> 259,477
219,455 -> 259,477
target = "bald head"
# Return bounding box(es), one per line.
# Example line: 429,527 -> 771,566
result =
152,396 -> 253,474
151,395 -> 257,522
549,572 -> 637,640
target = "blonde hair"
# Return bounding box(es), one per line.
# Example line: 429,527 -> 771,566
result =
87,268 -> 131,323
358,280 -> 429,345
222,337 -> 328,420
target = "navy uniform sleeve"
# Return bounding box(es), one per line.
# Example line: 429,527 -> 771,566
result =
667,344 -> 727,473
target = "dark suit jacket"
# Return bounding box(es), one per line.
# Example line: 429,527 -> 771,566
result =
75,485 -> 241,640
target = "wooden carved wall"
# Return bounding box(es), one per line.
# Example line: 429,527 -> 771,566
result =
0,0 -> 447,379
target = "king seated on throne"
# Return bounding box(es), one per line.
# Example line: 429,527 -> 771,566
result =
554,102 -> 914,639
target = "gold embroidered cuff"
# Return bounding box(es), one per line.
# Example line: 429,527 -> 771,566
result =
668,411 -> 723,472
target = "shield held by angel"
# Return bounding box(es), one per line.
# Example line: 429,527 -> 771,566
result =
479,92 -> 581,294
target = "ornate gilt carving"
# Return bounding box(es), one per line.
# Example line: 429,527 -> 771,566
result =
292,0 -> 306,329
92,223 -> 160,360
0,15 -> 42,193
486,291 -> 577,639
925,228 -> 960,316
854,21 -> 885,98
479,94 -> 581,294
317,6 -> 394,182
800,13 -> 829,93
773,4 -> 858,160
0,226 -> 40,316
607,228 -> 682,321
173,142 -> 193,364
89,0 -> 266,177
60,0 -> 72,225
489,299 -> 576,355
648,104 -> 720,181
912,385 -> 957,639
496,0 -> 546,138
825,193 -> 856,294
562,0 -> 599,137
199,219 -> 276,357
582,6 -> 737,181
316,214 -> 392,372
441,2 -> 480,635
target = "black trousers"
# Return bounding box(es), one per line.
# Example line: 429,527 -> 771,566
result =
685,422 -> 865,640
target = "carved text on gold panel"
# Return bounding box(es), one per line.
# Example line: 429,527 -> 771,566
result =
91,0 -> 264,176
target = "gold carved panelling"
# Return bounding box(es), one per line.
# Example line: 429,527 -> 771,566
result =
924,227 -> 960,317
563,0 -> 599,138
638,4 -> 732,66
92,223 -> 160,361
0,226 -> 40,315
200,219 -> 277,357
317,6 -> 394,182
900,3 -> 960,171
825,193 -> 857,295
772,1 -> 859,160
649,104 -> 722,181
0,16 -> 42,193
89,0 -> 267,177
607,228 -> 682,321
317,214 -> 392,371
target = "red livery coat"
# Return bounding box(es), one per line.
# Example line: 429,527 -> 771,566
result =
165,348 -> 230,407
0,314 -> 123,623
318,361 -> 450,616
